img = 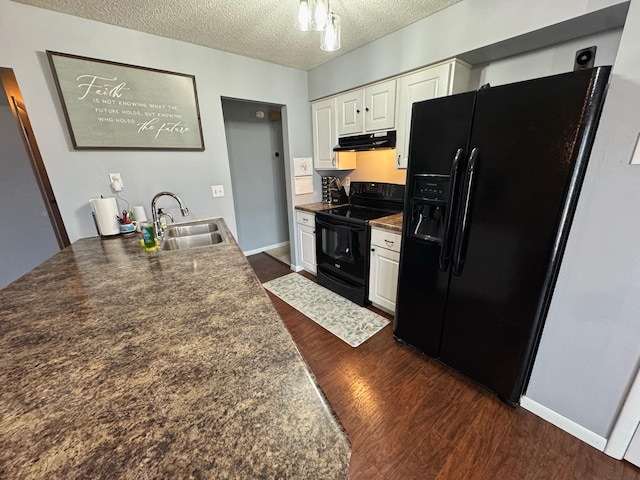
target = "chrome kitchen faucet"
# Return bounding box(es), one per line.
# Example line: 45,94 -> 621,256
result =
151,191 -> 189,238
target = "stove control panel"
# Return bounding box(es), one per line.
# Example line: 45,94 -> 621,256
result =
350,182 -> 405,202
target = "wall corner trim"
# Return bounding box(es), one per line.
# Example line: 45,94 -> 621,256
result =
521,396 -> 608,452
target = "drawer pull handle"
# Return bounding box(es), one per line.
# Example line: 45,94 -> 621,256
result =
384,239 -> 395,246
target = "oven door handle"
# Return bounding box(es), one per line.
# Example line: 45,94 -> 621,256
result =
315,217 -> 367,232
319,266 -> 363,288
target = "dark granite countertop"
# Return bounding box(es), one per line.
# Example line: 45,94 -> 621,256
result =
296,204 -> 403,234
370,213 -> 403,233
0,218 -> 350,479
295,202 -> 344,213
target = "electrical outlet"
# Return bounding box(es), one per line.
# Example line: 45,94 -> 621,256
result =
212,185 -> 224,197
109,173 -> 123,191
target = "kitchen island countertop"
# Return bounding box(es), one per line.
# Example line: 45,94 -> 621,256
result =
0,219 -> 350,479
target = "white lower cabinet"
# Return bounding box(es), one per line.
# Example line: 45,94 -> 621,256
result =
368,228 -> 401,314
296,210 -> 316,274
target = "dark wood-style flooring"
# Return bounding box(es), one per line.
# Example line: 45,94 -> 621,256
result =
248,253 -> 640,480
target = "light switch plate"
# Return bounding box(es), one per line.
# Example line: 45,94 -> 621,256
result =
212,185 -> 224,197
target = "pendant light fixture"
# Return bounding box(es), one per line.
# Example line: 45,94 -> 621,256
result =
295,0 -> 341,52
312,0 -> 329,32
295,0 -> 311,31
320,13 -> 341,52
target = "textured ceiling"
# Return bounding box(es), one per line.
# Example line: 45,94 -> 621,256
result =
12,0 -> 463,71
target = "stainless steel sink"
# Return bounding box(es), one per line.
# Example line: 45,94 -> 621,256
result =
159,218 -> 229,251
161,232 -> 227,250
165,221 -> 219,237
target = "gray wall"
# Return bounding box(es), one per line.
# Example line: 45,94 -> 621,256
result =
527,0 -> 640,437
468,29 -> 623,88
0,0 -> 316,249
0,100 -> 59,289
308,0 -> 628,100
222,100 -> 288,253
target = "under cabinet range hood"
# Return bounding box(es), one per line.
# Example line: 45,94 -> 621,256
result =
334,130 -> 396,152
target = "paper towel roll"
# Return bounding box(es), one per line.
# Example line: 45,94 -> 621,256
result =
89,197 -> 120,236
132,205 -> 148,222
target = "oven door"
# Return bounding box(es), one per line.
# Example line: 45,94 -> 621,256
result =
315,214 -> 369,285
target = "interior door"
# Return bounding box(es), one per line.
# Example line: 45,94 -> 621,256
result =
439,68 -> 610,404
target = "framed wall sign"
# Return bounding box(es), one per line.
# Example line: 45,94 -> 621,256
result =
46,51 -> 205,150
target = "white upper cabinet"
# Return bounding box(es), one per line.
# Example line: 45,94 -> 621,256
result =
335,90 -> 363,136
336,79 -> 397,136
395,59 -> 471,169
311,58 -> 470,171
312,97 -> 338,169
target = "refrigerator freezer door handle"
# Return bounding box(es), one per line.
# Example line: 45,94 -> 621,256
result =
453,147 -> 479,276
439,148 -> 465,272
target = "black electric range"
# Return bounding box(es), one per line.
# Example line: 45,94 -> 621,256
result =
315,182 -> 405,306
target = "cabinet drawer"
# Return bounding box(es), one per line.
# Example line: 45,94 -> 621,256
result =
371,228 -> 401,253
296,210 -> 315,226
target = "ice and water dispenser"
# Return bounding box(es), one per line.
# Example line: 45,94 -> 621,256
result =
408,174 -> 449,243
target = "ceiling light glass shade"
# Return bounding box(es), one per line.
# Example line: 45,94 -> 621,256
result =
296,0 -> 312,31
312,0 -> 329,31
321,13 -> 341,52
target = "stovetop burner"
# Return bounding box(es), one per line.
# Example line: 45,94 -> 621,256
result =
318,181 -> 405,224
323,205 -> 399,222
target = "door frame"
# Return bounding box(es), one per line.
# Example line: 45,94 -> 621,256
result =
0,67 -> 69,248
604,363 -> 640,459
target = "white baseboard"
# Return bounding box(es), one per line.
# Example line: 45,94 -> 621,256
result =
243,241 -> 290,257
520,396 -> 607,451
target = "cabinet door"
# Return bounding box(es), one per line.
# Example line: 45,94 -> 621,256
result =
336,89 -> 364,136
369,245 -> 400,313
395,63 -> 456,169
298,223 -> 317,274
312,97 -> 337,169
365,79 -> 396,132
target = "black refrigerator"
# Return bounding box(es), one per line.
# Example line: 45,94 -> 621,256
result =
393,66 -> 611,405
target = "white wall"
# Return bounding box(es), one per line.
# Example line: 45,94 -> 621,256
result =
526,0 -> 640,438
0,0 -> 316,248
308,0 -> 627,99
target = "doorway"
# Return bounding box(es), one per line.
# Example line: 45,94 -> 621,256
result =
0,68 -> 69,289
222,99 -> 290,265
